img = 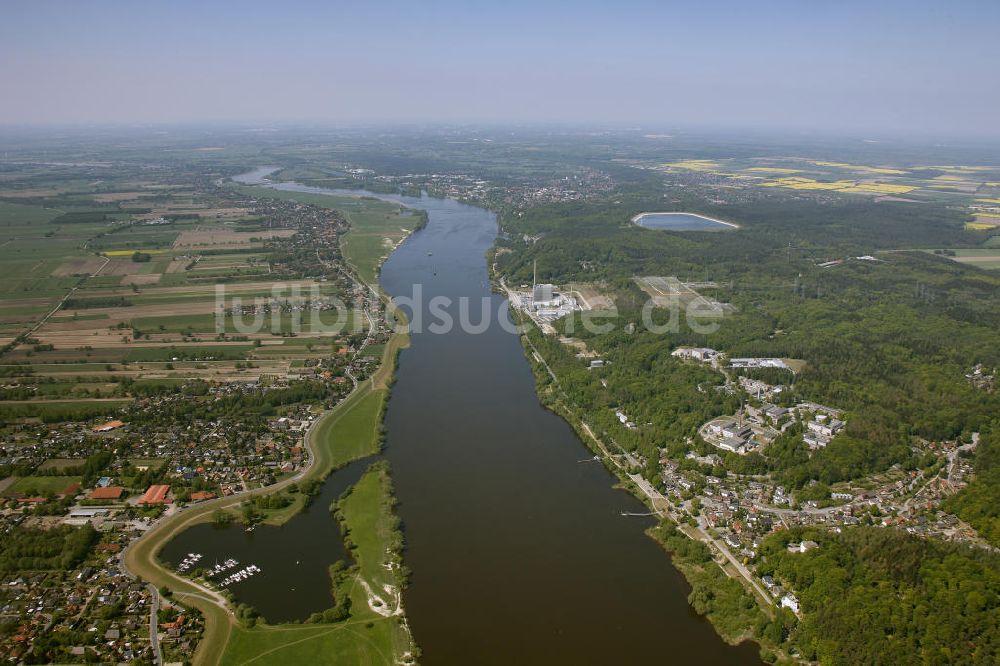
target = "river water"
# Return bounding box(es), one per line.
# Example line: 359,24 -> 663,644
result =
163,168 -> 759,663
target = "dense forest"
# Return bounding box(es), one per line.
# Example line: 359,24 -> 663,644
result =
0,524 -> 98,573
500,190 -> 1000,488
757,526 -> 1000,664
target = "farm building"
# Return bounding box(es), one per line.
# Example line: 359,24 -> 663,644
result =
88,486 -> 125,501
92,420 -> 126,433
138,484 -> 171,505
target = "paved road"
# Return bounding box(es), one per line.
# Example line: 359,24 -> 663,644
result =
148,584 -> 162,665
694,515 -> 773,605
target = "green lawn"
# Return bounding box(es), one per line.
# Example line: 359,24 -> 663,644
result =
312,387 -> 386,475
122,244 -> 409,666
243,385 -> 387,530
360,344 -> 385,358
37,458 -> 84,471
220,618 -> 404,666
217,397 -> 414,666
341,234 -> 391,285
338,463 -> 403,600
4,475 -> 83,497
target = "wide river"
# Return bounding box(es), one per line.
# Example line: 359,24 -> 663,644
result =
165,168 -> 759,664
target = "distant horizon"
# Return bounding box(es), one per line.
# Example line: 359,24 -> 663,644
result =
3,1 -> 999,139
1,120 -> 999,149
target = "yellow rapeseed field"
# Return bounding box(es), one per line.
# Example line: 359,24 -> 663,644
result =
813,161 -> 907,175
661,160 -> 720,171
759,177 -> 914,194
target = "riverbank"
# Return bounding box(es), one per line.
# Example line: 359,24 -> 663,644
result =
123,178 -> 421,666
506,292 -> 779,660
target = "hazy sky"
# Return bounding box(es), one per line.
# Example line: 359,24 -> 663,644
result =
3,1 -> 999,137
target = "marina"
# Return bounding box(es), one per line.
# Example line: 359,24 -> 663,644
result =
173,554 -> 262,588
159,455 -> 372,623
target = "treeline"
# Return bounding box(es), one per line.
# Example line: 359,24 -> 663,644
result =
62,295 -> 132,309
756,525 -> 1000,664
528,311 -> 923,490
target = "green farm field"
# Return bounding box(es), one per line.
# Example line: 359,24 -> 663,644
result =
2,475 -> 83,497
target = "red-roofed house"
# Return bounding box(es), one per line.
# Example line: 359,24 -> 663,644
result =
18,496 -> 47,505
189,491 -> 216,502
92,420 -> 125,433
88,486 -> 125,501
138,484 -> 170,505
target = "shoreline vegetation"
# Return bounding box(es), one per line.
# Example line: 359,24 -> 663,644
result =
123,178 -> 421,666
504,293 -> 785,662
